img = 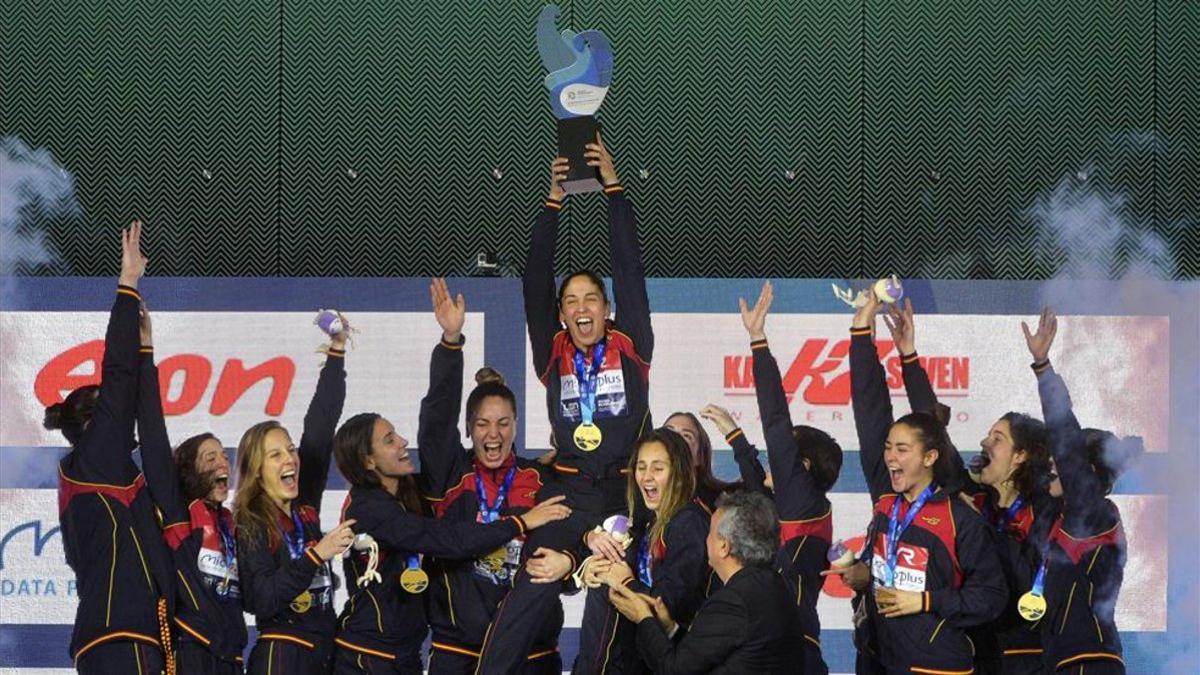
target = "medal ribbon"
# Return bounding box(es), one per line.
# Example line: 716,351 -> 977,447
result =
572,340 -> 607,426
215,508 -> 237,598
284,507 -> 306,561
885,484 -> 936,587
637,531 -> 654,587
406,554 -> 421,572
1030,515 -> 1063,598
475,465 -> 517,524
986,495 -> 1026,535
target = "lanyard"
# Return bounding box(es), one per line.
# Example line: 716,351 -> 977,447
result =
284,507 -> 306,560
215,508 -> 236,569
572,340 -> 607,425
886,484 -> 936,586
475,465 -> 517,524
637,531 -> 654,587
1031,516 -> 1063,597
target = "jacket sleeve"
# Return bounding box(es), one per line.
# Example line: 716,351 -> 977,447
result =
236,533 -> 326,620
72,286 -> 143,482
417,337 -> 473,499
727,429 -> 768,496
350,490 -> 524,559
850,329 -> 895,503
626,507 -> 711,625
1034,363 -> 1107,526
635,593 -> 747,675
753,339 -> 826,519
524,200 -> 563,382
606,187 -> 653,363
927,502 -> 1008,627
298,351 -> 347,514
136,350 -> 190,539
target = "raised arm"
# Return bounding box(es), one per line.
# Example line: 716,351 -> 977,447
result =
741,281 -> 824,519
524,158 -> 568,381
591,135 -> 653,362
418,278 -> 473,499
71,222 -> 147,481
1023,308 -> 1105,519
134,304 -> 189,536
700,405 -> 767,495
297,320 -> 349,512
849,291 -> 894,502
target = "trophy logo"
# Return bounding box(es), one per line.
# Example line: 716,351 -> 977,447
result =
537,4 -> 613,194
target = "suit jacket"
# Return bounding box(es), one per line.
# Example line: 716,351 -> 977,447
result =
635,564 -> 802,674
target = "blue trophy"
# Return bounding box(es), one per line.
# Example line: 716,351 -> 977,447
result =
538,4 -> 614,194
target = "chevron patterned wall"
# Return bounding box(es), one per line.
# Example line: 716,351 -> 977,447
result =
2,1 -> 1196,279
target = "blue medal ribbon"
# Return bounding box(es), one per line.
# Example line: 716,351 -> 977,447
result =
284,507 -> 306,560
475,465 -> 518,524
406,554 -> 421,571
637,531 -> 654,587
885,484 -> 936,587
1030,516 -> 1062,598
572,340 -> 607,425
214,508 -> 237,599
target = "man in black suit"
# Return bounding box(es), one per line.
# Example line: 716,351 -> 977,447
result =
608,490 -> 802,674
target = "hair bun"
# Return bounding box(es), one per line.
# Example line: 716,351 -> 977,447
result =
475,366 -> 506,386
43,403 -> 65,430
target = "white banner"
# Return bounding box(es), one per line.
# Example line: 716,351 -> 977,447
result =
0,312 -> 485,448
527,313 -> 1170,453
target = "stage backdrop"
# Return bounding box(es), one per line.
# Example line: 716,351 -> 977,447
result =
1,277 -> 1197,673
1,1 -> 1196,280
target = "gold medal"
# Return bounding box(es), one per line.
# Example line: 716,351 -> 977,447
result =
400,567 -> 430,594
1017,591 -> 1047,622
289,590 -> 312,614
573,423 -> 603,452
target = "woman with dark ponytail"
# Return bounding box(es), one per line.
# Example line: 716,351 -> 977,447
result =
51,221 -> 178,674
330,284 -> 572,674
409,278 -> 577,674
829,290 -> 1006,674
133,301 -> 247,674
1023,308 -> 1141,674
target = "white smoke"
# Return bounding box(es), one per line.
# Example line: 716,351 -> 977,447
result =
0,135 -> 77,276
1030,157 -> 1198,672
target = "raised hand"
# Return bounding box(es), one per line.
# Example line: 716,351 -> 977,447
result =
548,157 -> 569,201
852,287 -> 882,330
584,133 -> 619,187
119,220 -> 148,288
430,277 -> 466,343
699,404 -> 738,437
738,280 -> 773,341
882,298 -> 916,355
1022,306 -> 1058,363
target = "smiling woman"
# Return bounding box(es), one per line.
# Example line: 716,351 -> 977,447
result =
232,323 -> 354,675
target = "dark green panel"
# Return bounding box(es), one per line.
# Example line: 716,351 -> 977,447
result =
864,0 -> 1155,279
280,0 -> 551,277
569,0 -> 861,278
1,0 -> 279,275
1157,1 -> 1199,278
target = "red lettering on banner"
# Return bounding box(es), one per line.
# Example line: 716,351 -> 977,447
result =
35,342 -> 296,416
724,356 -> 754,389
158,355 -> 212,415
35,340 -> 104,405
724,338 -> 970,405
210,358 -> 294,416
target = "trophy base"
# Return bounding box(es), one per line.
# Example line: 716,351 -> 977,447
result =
557,115 -> 604,194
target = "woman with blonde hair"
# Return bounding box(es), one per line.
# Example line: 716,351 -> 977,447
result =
561,428 -> 712,673
234,324 -> 357,674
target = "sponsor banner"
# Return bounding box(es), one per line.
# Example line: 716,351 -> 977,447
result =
532,313 -> 1168,454
0,312 -> 485,448
0,488 -> 1165,631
